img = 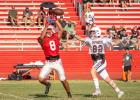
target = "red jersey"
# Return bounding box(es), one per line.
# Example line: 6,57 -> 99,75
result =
39,33 -> 60,57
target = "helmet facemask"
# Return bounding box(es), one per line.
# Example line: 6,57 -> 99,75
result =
88,30 -> 96,39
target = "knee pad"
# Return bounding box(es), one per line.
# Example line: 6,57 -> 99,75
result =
99,69 -> 109,80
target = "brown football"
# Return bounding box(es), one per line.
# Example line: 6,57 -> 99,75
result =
53,8 -> 64,15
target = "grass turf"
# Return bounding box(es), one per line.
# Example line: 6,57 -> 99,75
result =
0,80 -> 140,100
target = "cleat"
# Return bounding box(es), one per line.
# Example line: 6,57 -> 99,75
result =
67,92 -> 72,98
118,91 -> 124,98
45,82 -> 51,95
92,90 -> 101,96
68,93 -> 72,98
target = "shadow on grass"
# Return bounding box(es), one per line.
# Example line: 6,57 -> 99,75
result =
73,93 -> 94,98
73,93 -> 113,98
84,94 -> 94,98
84,94 -> 114,98
29,94 -> 60,98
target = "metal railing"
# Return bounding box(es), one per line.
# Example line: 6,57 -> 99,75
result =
0,40 -> 83,51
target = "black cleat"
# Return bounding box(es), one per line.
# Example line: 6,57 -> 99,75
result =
68,92 -> 72,98
45,82 -> 51,95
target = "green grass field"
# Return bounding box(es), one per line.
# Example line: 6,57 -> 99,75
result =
0,80 -> 140,100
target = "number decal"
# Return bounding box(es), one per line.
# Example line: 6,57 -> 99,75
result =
49,41 -> 56,51
98,45 -> 103,53
93,45 -> 97,53
92,44 -> 103,53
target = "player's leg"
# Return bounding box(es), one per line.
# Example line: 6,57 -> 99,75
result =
61,80 -> 72,98
127,66 -> 132,81
91,60 -> 107,96
128,70 -> 131,81
91,67 -> 101,96
124,66 -> 128,81
55,59 -> 72,98
38,61 -> 53,94
124,71 -> 128,82
99,69 -> 124,98
126,71 -> 128,82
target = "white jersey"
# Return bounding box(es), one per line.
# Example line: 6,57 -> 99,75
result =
85,11 -> 95,25
84,37 -> 112,55
84,37 -> 112,72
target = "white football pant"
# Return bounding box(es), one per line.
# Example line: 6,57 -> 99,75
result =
93,60 -> 109,80
39,59 -> 66,81
93,60 -> 107,73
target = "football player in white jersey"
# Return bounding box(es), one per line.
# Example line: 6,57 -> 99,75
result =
70,26 -> 124,98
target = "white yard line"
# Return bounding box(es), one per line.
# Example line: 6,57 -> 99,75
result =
0,92 -> 33,100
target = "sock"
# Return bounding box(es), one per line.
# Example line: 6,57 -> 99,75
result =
93,78 -> 100,91
115,87 -> 121,93
110,80 -> 120,93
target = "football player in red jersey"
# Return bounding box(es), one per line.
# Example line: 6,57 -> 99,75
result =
38,20 -> 72,98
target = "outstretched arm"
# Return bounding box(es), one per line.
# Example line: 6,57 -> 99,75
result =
74,35 -> 85,42
56,20 -> 64,39
38,24 -> 48,44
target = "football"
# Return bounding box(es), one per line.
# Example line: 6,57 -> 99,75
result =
53,8 -> 64,15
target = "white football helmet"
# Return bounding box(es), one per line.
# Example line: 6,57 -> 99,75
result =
45,25 -> 56,37
47,25 -> 55,33
88,26 -> 101,38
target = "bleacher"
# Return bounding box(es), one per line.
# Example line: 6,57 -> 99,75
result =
91,3 -> 140,35
0,0 -> 83,51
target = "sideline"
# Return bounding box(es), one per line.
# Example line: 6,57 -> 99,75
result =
0,92 -> 33,100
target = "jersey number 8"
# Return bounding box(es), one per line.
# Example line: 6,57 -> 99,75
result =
49,41 -> 56,51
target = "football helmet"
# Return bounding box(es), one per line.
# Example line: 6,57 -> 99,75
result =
47,25 -> 55,33
88,26 -> 101,38
46,25 -> 55,37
